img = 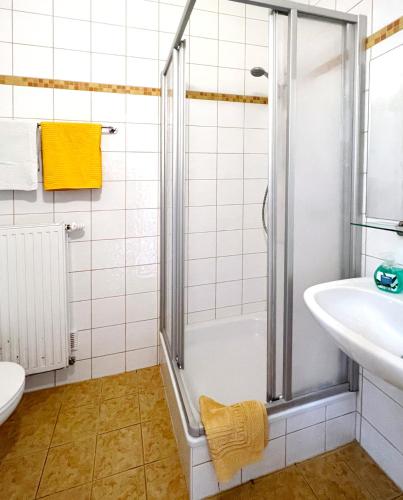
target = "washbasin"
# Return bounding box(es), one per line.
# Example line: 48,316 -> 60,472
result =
304,277 -> 403,391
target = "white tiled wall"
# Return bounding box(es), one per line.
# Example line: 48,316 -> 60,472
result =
333,0 -> 403,490
184,1 -> 269,323
0,0 -> 271,385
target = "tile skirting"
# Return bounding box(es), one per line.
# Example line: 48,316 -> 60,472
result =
366,16 -> 403,50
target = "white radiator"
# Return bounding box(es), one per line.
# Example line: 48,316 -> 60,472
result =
0,223 -> 70,374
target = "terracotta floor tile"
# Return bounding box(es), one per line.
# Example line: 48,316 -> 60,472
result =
0,449 -> 46,499
94,425 -> 143,479
100,371 -> 138,400
39,483 -> 92,499
17,387 -> 65,416
335,442 -> 401,499
92,466 -> 146,500
51,404 -> 99,447
139,387 -> 169,422
145,455 -> 188,500
62,379 -> 102,409
37,437 -> 96,498
0,411 -> 58,460
98,395 -> 140,433
136,366 -> 163,391
297,452 -> 373,499
252,466 -> 317,499
141,417 -> 177,463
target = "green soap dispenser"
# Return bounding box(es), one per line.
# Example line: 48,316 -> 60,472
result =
374,255 -> 403,294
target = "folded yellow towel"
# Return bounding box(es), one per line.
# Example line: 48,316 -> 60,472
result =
40,122 -> 102,190
199,395 -> 269,483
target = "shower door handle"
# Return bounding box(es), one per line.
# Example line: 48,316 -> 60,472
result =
262,185 -> 269,235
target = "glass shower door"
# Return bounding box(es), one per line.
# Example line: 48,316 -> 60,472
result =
160,42 -> 186,368
267,7 -> 365,403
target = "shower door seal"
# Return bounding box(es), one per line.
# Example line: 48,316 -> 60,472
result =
160,41 -> 186,370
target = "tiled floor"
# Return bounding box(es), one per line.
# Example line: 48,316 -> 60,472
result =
0,366 -> 188,499
209,441 -> 402,500
0,367 -> 401,500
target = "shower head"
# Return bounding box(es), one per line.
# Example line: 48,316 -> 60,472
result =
250,66 -> 268,78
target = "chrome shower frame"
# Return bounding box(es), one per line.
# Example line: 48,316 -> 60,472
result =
160,0 -> 366,437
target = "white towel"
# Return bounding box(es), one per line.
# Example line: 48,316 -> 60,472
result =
0,120 -> 38,190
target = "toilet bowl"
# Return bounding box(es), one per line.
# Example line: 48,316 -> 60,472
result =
0,362 -> 25,425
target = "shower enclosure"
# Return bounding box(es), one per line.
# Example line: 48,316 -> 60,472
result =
160,0 -> 366,438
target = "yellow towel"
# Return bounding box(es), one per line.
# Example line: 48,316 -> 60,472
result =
199,395 -> 269,483
40,122 -> 102,190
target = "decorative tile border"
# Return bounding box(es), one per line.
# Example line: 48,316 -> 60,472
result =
0,17 -> 401,103
186,90 -> 267,104
0,75 -> 267,104
0,75 -> 161,96
365,16 -> 403,49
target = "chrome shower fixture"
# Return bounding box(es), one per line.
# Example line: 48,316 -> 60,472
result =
250,66 -> 268,78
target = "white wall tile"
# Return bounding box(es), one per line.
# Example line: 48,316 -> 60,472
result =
217,230 -> 242,256
126,319 -> 158,351
54,89 -> 91,121
91,0 -> 125,25
127,124 -> 159,153
188,232 -> 216,260
192,462 -> 219,500
188,284 -> 215,312
92,239 -> 125,269
326,413 -> 356,450
127,57 -> 159,87
219,14 -> 245,43
126,291 -> 158,322
190,9 -> 218,39
92,267 -> 125,299
54,49 -> 90,81
92,22 -> 125,55
92,181 -> 125,211
188,258 -> 216,286
243,436 -> 285,482
0,84 -> 12,117
13,0 -> 52,14
126,209 -> 159,237
92,53 -> 125,85
127,95 -> 159,124
217,255 -> 242,282
92,324 -> 125,357
13,11 -> 52,46
127,0 -> 158,30
70,300 -> 91,331
126,180 -> 159,209
326,393 -> 357,419
188,99 -> 218,127
216,280 -> 242,308
54,0 -> 90,20
13,44 -> 53,78
361,418 -> 403,490
126,237 -> 158,266
286,423 -> 325,465
92,295 -> 125,328
127,27 -> 158,59
25,371 -> 55,392
0,8 -> 11,42
92,210 -> 125,240
69,271 -> 91,302
54,190 -> 91,213
54,17 -> 90,51
14,188 -> 53,214
126,346 -> 158,370
217,205 -> 242,230
217,154 -> 243,179
188,206 -> 216,233
362,378 -> 403,454
217,127 -> 243,153
126,264 -> 158,294
189,36 -> 218,66
92,352 -> 125,378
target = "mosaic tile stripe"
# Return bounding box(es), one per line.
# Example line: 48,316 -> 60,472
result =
0,75 -> 161,96
0,75 -> 267,104
186,90 -> 268,104
365,16 -> 403,49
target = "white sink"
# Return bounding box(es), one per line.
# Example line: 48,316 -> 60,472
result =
304,277 -> 403,391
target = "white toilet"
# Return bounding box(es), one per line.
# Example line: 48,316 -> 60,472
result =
0,362 -> 25,425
